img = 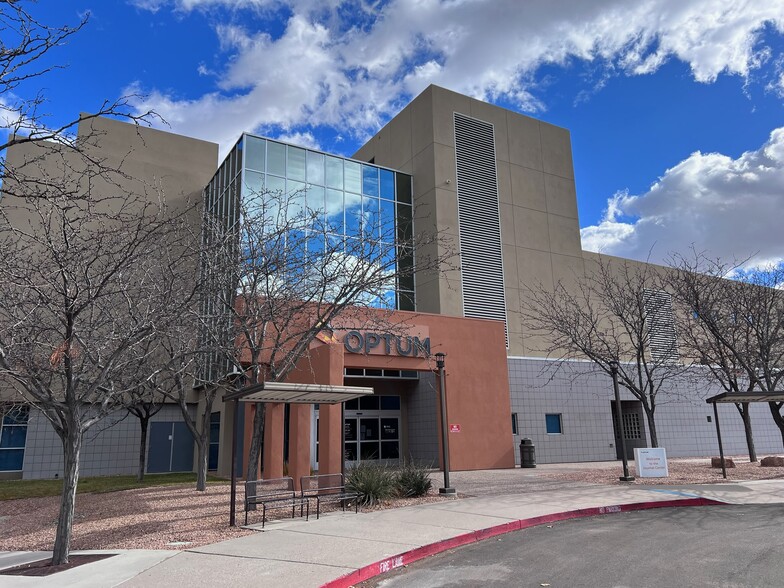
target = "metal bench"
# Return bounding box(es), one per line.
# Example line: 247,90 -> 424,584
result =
300,473 -> 360,519
244,476 -> 309,527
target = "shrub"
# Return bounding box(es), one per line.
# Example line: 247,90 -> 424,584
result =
396,461 -> 433,498
345,462 -> 397,506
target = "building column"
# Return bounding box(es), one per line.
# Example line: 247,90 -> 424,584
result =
288,404 -> 312,490
262,403 -> 285,479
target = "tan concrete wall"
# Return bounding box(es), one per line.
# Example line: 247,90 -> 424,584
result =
355,85 -> 586,357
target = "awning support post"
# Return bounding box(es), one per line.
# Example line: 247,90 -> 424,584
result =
712,401 -> 727,480
230,398 -> 239,526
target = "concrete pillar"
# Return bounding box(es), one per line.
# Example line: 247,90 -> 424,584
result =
288,404 -> 312,490
262,403 -> 285,479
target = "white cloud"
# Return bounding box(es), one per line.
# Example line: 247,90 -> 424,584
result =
274,131 -> 320,150
127,0 -> 784,151
581,127 -> 784,268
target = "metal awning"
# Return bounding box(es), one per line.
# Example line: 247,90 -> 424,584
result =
706,391 -> 784,404
224,381 -> 373,404
705,390 -> 784,481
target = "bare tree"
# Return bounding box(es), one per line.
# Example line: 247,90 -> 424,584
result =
0,2 -> 157,196
199,186 -> 447,482
668,253 -> 784,452
0,179 -> 193,564
521,255 -> 685,448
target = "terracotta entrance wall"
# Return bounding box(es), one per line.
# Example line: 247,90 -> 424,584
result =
241,309 -> 515,477
336,310 -> 515,471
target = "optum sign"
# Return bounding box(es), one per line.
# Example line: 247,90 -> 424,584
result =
343,331 -> 431,357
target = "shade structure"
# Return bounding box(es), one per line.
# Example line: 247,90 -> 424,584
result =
705,391 -> 784,404
705,389 -> 784,480
224,381 -> 373,404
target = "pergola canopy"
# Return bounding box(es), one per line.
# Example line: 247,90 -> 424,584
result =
224,381 -> 373,404
705,391 -> 784,404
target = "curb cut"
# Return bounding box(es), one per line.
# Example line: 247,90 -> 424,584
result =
320,497 -> 725,588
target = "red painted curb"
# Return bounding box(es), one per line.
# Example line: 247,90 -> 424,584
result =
320,497 -> 725,588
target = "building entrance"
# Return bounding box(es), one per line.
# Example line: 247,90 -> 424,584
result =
312,394 -> 402,470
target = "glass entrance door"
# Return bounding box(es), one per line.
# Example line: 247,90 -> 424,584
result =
313,395 -> 402,469
345,395 -> 401,464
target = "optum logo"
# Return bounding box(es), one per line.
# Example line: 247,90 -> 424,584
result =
343,331 -> 431,357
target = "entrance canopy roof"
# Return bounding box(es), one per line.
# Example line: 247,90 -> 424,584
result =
224,382 -> 373,404
705,391 -> 784,404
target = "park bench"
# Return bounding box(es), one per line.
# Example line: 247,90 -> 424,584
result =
300,473 -> 360,519
244,476 -> 310,527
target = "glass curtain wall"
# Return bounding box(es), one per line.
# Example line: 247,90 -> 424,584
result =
239,134 -> 415,310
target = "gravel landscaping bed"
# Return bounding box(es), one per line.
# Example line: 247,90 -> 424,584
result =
539,455 -> 784,486
3,456 -> 783,553
0,483 -> 448,552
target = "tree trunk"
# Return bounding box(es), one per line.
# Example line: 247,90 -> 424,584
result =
642,405 -> 659,448
52,429 -> 82,565
246,403 -> 265,482
137,416 -> 149,482
769,402 -> 784,450
736,402 -> 757,462
195,436 -> 208,491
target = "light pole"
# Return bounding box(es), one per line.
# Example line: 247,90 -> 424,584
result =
435,353 -> 456,495
609,360 -> 635,482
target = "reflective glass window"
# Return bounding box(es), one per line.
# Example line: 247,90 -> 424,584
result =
325,156 -> 343,189
396,203 -> 413,243
306,184 -> 325,218
307,151 -> 325,185
360,396 -> 380,411
380,396 -> 401,410
380,199 -> 395,241
345,193 -> 362,237
267,141 -> 286,176
287,146 -> 306,181
325,188 -> 344,234
380,441 -> 399,459
286,181 -> 306,220
362,165 -> 379,196
266,174 -> 285,191
246,136 -> 266,172
396,173 -> 412,203
380,169 -> 395,200
546,414 -> 563,434
344,161 -> 361,194
362,196 -> 379,240
242,170 -> 265,202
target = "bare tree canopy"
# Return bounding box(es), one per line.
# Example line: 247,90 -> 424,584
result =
0,1 -> 158,198
668,252 -> 784,452
199,185 -> 451,482
521,255 -> 685,448
0,182 -> 196,563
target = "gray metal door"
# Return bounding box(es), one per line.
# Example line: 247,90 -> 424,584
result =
611,401 -> 648,460
148,422 -> 194,473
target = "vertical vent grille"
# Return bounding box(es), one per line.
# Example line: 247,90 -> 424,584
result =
644,289 -> 678,363
454,113 -> 507,344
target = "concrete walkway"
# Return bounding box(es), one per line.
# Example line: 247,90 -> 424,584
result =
2,470 -> 783,587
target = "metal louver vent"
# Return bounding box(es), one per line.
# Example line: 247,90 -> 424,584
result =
454,113 -> 507,345
644,289 -> 678,363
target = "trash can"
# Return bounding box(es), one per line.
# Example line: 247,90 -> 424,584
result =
520,438 -> 536,468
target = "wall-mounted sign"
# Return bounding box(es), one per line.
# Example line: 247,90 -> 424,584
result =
634,447 -> 669,477
343,330 -> 431,357
449,424 -> 461,433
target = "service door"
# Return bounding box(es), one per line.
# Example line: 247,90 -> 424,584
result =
148,422 -> 194,473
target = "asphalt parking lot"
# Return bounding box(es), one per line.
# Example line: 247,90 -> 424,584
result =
362,504 -> 784,588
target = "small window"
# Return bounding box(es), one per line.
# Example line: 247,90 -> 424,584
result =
511,413 -> 518,435
545,414 -> 563,435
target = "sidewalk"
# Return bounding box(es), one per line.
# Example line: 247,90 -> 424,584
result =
3,470 -> 783,587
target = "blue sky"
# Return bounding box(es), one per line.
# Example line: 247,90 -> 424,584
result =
11,0 -> 784,267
